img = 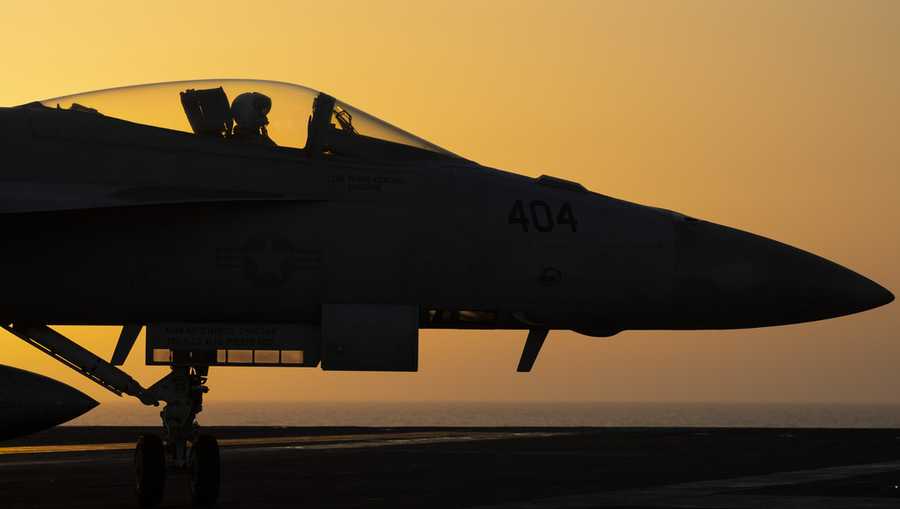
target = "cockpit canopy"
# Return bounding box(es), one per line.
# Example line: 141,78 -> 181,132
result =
39,79 -> 457,159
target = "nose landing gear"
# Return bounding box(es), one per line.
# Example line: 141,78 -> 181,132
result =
136,365 -> 220,507
0,324 -> 223,506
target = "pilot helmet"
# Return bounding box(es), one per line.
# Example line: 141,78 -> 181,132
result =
231,92 -> 272,130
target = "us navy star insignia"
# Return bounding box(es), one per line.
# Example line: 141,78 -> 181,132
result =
215,234 -> 322,288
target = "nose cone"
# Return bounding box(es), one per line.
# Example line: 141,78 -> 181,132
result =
674,219 -> 893,329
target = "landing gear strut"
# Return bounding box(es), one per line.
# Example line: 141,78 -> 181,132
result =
138,364 -> 220,507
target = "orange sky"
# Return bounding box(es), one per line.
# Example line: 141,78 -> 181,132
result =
0,1 -> 897,405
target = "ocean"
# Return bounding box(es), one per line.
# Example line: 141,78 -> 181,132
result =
68,401 -> 900,428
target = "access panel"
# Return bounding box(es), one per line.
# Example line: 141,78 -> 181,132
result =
321,304 -> 418,371
146,323 -> 320,367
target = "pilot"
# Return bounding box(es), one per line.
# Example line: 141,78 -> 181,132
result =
231,92 -> 276,146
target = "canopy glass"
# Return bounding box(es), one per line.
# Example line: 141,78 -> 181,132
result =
39,79 -> 456,158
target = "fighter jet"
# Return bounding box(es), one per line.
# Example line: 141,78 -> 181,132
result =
0,79 -> 892,506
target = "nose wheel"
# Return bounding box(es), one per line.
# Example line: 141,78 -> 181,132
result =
134,365 -> 220,507
190,435 -> 221,506
135,434 -> 166,507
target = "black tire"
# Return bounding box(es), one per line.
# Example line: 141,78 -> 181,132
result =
190,434 -> 220,506
135,434 -> 166,507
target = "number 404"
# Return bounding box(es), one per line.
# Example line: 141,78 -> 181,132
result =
508,200 -> 578,232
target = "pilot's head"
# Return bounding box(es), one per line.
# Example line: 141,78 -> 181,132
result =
231,92 -> 272,131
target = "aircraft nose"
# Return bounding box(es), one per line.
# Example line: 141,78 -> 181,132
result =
673,219 -> 893,328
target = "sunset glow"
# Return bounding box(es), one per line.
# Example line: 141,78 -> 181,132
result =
0,0 -> 896,406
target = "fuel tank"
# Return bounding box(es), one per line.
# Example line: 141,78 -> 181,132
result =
0,365 -> 98,440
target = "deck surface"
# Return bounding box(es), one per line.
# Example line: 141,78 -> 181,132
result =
2,426 -> 900,508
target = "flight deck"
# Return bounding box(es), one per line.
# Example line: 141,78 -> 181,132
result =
2,426 -> 900,508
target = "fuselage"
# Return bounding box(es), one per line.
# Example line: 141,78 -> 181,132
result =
0,103 -> 892,334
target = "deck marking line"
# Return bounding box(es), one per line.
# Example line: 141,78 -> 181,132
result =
0,431 -> 561,458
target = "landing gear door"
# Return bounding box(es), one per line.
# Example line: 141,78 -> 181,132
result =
321,304 -> 418,371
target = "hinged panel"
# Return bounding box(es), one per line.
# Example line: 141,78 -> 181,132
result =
146,322 -> 320,367
321,304 -> 418,371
